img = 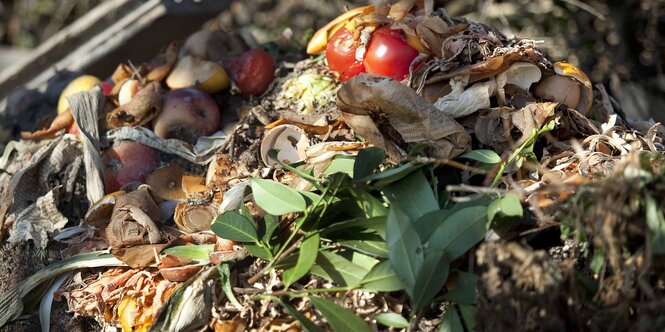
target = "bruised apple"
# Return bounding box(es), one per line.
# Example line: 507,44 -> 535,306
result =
102,141 -> 160,193
152,88 -> 221,144
225,49 -> 275,95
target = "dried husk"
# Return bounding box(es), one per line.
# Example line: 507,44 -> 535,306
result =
260,124 -> 309,168
106,81 -> 163,128
106,185 -> 163,249
174,201 -> 217,234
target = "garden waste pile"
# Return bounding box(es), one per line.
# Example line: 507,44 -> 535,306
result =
1,1 -> 664,331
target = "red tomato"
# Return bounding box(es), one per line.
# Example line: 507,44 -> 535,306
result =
225,49 -> 276,95
325,27 -> 365,82
364,27 -> 419,80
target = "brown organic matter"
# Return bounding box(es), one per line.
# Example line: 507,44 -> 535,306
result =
106,81 -> 163,128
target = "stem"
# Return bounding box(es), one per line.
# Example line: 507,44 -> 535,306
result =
266,286 -> 352,299
490,129 -> 539,187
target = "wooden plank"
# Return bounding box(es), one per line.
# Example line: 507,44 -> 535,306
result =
0,0 -> 231,106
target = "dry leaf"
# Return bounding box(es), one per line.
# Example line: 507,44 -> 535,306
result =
20,109 -> 74,140
337,73 -> 470,159
106,81 -> 163,128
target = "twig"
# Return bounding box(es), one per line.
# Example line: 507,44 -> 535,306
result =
445,184 -> 504,195
560,0 -> 607,21
404,156 -> 486,174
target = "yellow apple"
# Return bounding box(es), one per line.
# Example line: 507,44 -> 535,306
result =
57,75 -> 101,114
166,55 -> 230,94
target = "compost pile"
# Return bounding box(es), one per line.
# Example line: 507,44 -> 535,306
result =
1,1 -> 665,331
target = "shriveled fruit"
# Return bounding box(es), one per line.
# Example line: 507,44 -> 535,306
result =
152,88 -> 221,144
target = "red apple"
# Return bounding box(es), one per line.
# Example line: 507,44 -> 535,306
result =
225,49 -> 275,96
152,88 -> 221,144
100,81 -> 114,96
102,141 -> 160,193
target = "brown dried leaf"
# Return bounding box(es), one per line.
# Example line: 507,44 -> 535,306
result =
158,254 -> 193,269
111,244 -> 167,268
84,191 -> 125,229
106,81 -> 163,128
337,73 -> 470,159
173,201 -> 216,234
20,109 -> 74,140
475,102 -> 560,152
145,41 -> 180,82
111,63 -> 134,86
159,265 -> 203,282
106,186 -> 163,248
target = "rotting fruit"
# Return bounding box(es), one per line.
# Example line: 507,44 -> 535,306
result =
225,49 -> 275,96
102,140 -> 160,194
152,88 -> 221,144
57,74 -> 102,114
311,7 -> 419,81
325,27 -> 365,82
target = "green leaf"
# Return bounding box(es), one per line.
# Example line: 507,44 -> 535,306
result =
243,244 -> 273,261
161,244 -> 214,262
258,214 -> 280,244
459,149 -> 501,164
311,251 -> 370,287
411,249 -> 450,310
383,170 -> 439,221
322,216 -> 387,240
217,264 -> 242,310
261,295 -> 324,332
439,307 -> 464,332
297,190 -> 323,205
348,189 -> 389,218
428,206 -> 488,260
345,250 -> 380,268
283,233 -> 320,288
589,249 -> 605,275
250,178 -> 306,215
338,240 -> 388,258
268,150 -> 321,186
324,157 -> 355,177
386,206 -> 423,289
443,270 -> 479,305
324,227 -> 387,257
487,194 -> 523,223
645,195 -> 665,255
414,209 -> 451,242
211,211 -> 258,242
375,312 -> 409,329
357,162 -> 423,189
360,260 -> 406,292
353,147 -> 385,179
309,297 -> 372,332
459,304 -> 477,331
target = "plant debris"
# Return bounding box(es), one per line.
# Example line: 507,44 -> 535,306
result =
1,1 -> 665,331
